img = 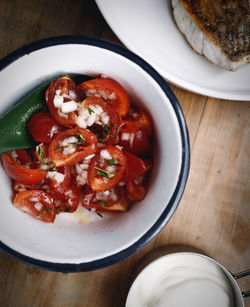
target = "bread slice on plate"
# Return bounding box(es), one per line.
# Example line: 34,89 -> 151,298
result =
172,0 -> 250,71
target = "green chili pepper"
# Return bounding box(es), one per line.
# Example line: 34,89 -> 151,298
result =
0,74 -> 92,155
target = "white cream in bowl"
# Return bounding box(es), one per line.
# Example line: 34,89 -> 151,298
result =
126,253 -> 244,307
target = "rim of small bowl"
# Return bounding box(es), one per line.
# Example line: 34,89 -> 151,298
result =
0,36 -> 190,272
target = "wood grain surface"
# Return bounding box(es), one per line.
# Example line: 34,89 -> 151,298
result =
0,1 -> 249,306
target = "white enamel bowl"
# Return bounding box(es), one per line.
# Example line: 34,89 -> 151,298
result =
0,37 -> 189,272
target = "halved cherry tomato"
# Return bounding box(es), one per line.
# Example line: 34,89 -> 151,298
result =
49,127 -> 97,167
28,111 -> 65,143
124,151 -> 148,182
49,166 -> 71,197
87,146 -> 127,192
82,185 -> 129,212
82,96 -> 121,145
2,151 -> 46,185
119,120 -> 151,156
14,190 -> 56,222
53,184 -> 80,213
127,181 -> 146,201
77,77 -> 130,117
45,75 -> 79,128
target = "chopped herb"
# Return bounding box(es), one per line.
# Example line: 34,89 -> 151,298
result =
102,123 -> 110,135
76,130 -> 83,133
70,134 -> 86,146
97,200 -> 107,206
95,167 -> 117,178
37,145 -> 48,165
98,135 -> 109,143
46,207 -> 53,212
55,146 -> 63,151
96,211 -> 103,218
38,211 -> 45,216
77,134 -> 85,142
95,167 -> 109,178
81,88 -> 86,99
70,141 -> 84,146
24,162 -> 32,166
107,158 -> 122,166
115,127 -> 119,139
37,145 -> 44,160
88,107 -> 95,115
40,160 -> 49,166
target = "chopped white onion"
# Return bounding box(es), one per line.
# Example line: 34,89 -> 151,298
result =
121,133 -> 130,141
130,133 -> 135,147
108,92 -> 116,100
47,171 -> 65,184
106,165 -> 115,173
11,150 -> 18,159
61,101 -> 78,113
53,95 -> 64,108
30,197 -> 39,202
84,154 -> 95,160
63,146 -> 76,155
100,149 -> 112,160
61,136 -> 78,147
69,90 -> 77,99
34,202 -> 43,211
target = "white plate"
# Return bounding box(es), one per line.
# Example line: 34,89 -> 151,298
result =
96,0 -> 250,101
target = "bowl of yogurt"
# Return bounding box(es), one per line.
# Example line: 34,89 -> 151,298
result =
126,252 -> 249,307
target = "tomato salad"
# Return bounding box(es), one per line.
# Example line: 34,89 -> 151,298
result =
1,75 -> 153,223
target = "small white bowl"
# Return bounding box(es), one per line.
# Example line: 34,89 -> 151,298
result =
126,252 -> 247,307
0,37 -> 189,271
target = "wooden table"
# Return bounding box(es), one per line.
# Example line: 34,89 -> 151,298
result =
0,1 -> 249,306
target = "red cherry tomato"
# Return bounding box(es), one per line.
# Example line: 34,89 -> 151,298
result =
124,151 -> 148,182
77,77 -> 130,117
82,96 -> 121,145
45,75 -> 79,128
53,184 -> 80,213
28,111 -> 65,143
127,181 -> 146,201
87,146 -> 127,192
82,185 -> 129,212
119,120 -> 151,156
14,190 -> 56,223
2,151 -> 46,185
49,166 -> 72,197
49,127 -> 97,167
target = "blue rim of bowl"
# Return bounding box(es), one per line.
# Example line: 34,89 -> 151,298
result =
0,36 -> 190,272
